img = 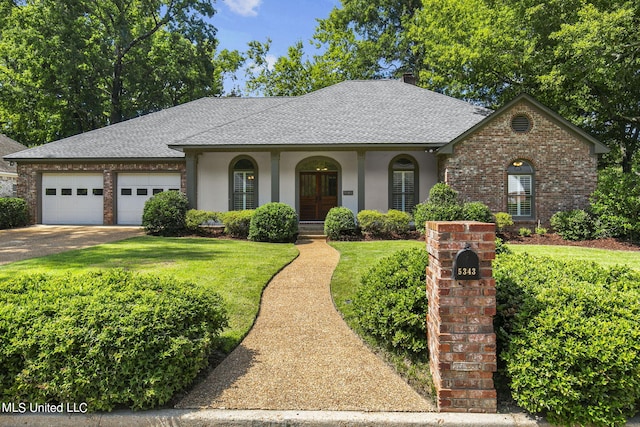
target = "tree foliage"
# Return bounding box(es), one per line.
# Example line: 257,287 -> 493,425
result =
0,0 -> 240,146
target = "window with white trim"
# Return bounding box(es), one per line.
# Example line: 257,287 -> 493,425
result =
507,160 -> 534,217
390,156 -> 417,213
232,158 -> 257,210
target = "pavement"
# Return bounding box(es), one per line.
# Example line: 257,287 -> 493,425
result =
0,225 -> 143,264
1,228 -> 639,426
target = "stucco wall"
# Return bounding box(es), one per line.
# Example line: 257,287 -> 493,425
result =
439,100 -> 599,226
364,150 -> 438,211
197,152 -> 272,211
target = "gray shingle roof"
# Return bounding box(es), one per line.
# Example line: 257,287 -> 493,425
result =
174,80 -> 493,148
0,134 -> 26,174
5,80 -> 493,161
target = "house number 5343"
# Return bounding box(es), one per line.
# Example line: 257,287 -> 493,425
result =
457,267 -> 477,277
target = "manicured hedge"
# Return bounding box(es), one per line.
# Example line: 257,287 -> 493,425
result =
142,190 -> 189,236
0,197 -> 29,229
494,253 -> 640,426
352,248 -> 429,355
0,270 -> 228,411
324,207 -> 357,240
221,210 -> 254,238
185,209 -> 222,233
357,209 -> 411,238
248,202 -> 298,243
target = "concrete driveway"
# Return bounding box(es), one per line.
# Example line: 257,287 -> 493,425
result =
0,225 -> 144,265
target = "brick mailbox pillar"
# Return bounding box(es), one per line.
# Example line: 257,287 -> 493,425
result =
425,221 -> 497,413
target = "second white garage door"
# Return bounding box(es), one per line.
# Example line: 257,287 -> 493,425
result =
117,173 -> 181,225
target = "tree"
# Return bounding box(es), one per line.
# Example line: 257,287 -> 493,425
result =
245,40 -> 343,96
409,0 -> 640,171
0,0 -> 235,146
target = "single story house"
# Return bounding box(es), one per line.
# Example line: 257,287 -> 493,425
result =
0,134 -> 26,197
4,78 -> 608,226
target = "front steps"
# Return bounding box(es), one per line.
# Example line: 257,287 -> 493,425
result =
298,222 -> 326,241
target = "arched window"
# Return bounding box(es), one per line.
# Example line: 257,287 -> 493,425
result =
507,160 -> 534,218
390,155 -> 418,212
231,157 -> 257,210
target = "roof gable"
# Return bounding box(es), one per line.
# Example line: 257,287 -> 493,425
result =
0,134 -> 26,174
437,93 -> 609,155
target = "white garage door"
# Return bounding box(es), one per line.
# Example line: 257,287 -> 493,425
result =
117,173 -> 181,225
42,173 -> 104,224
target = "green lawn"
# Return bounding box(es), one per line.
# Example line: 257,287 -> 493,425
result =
509,244 -> 640,271
0,236 -> 298,352
329,240 -> 424,327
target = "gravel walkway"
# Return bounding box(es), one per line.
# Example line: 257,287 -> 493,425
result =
176,238 -> 435,412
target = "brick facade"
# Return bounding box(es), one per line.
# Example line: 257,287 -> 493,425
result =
426,221 -> 497,413
17,161 -> 186,225
439,99 -> 599,226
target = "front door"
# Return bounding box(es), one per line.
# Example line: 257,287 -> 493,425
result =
300,172 -> 338,221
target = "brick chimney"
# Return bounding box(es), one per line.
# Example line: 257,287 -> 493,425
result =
402,73 -> 417,85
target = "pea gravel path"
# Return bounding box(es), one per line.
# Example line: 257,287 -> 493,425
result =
176,238 -> 435,412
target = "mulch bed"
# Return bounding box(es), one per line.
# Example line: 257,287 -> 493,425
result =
504,232 -> 640,251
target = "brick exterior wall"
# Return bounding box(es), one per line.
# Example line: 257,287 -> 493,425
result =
426,221 -> 497,413
438,100 -> 599,226
16,161 -> 186,225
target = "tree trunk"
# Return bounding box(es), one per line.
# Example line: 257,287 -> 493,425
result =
111,54 -> 124,125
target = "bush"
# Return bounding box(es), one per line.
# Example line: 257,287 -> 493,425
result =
185,210 -> 221,233
0,198 -> 29,229
221,210 -> 254,238
248,202 -> 298,243
462,201 -> 493,223
550,209 -> 595,241
413,183 -> 463,234
352,248 -> 429,355
324,207 -> 357,240
495,237 -> 511,255
357,210 -> 385,238
518,227 -> 532,237
0,270 -> 228,411
142,191 -> 189,236
383,209 -> 411,236
534,226 -> 547,235
357,209 -> 411,238
494,212 -> 513,233
590,167 -> 640,240
494,253 -> 640,426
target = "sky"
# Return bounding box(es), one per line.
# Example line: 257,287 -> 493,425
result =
215,0 -> 340,93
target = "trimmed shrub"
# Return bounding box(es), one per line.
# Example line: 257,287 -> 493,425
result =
590,167 -> 640,240
221,210 -> 254,239
494,212 -> 513,233
518,227 -> 532,237
353,248 -> 429,355
462,201 -> 493,223
494,253 -> 640,426
142,190 -> 189,236
324,207 -> 357,240
357,210 -> 385,238
383,209 -> 411,236
185,209 -> 222,233
248,202 -> 298,243
550,209 -> 595,241
413,183 -> 463,234
0,270 -> 228,411
0,198 -> 29,229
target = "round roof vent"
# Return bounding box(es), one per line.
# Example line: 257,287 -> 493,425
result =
511,114 -> 531,133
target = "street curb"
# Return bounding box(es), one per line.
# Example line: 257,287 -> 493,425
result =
2,409 -> 640,427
